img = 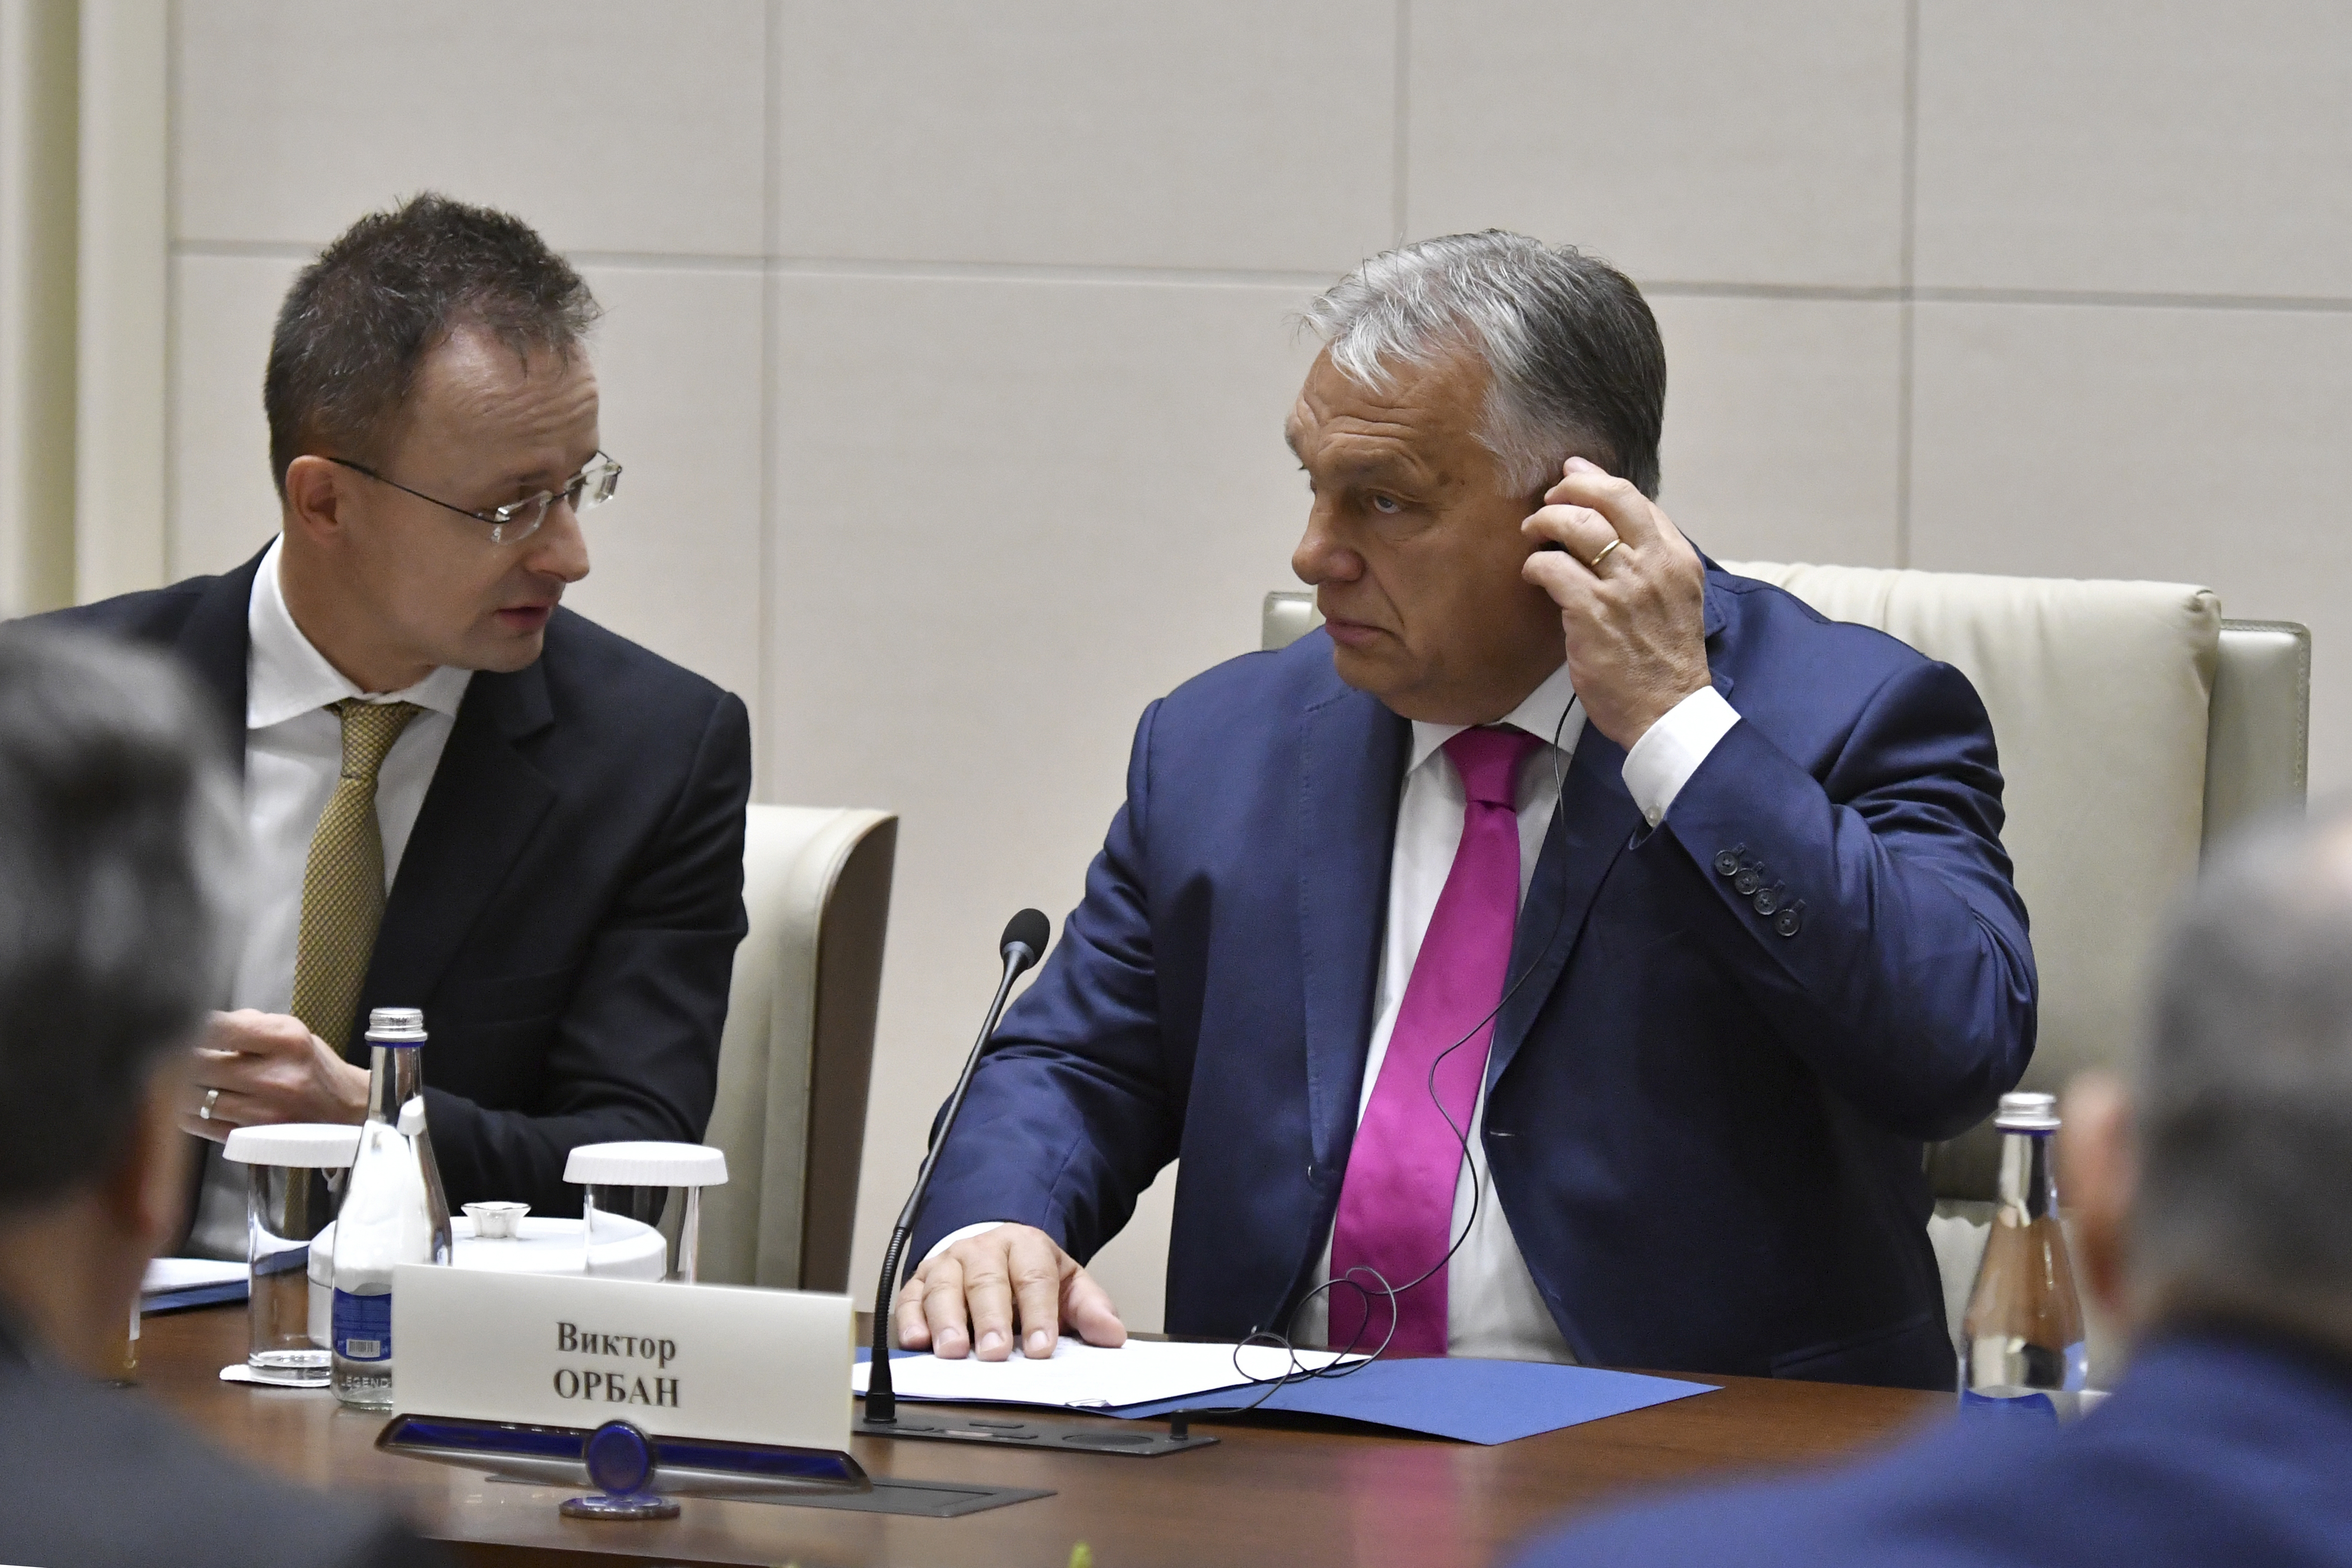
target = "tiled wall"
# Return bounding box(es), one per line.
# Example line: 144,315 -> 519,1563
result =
167,1 -> 2349,1327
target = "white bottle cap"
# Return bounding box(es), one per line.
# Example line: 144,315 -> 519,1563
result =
367,1007 -> 426,1043
1993,1091 -> 2060,1131
396,1098 -> 427,1136
563,1141 -> 728,1188
223,1122 -> 363,1168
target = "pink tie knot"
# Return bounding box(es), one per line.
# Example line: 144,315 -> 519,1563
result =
1443,726 -> 1540,809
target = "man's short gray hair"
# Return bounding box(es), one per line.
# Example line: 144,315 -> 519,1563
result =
1300,232 -> 1667,499
2137,799 -> 2352,1334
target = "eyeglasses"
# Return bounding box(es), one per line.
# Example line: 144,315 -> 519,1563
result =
325,452 -> 622,544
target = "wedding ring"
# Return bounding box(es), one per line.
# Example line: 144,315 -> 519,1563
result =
1587,539 -> 1625,571
200,1087 -> 220,1121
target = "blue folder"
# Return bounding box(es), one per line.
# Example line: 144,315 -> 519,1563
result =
1106,1357 -> 1716,1445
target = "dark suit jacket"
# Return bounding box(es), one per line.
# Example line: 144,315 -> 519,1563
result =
1513,1328 -> 2352,1566
0,1308 -> 447,1568
32,548 -> 752,1213
913,565 -> 2036,1388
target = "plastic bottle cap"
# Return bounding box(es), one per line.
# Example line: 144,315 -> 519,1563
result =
563,1141 -> 728,1188
367,1007 -> 426,1043
463,1201 -> 530,1239
223,1122 -> 363,1168
1994,1090 -> 2060,1132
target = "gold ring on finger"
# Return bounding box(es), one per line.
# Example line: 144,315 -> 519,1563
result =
1586,538 -> 1625,572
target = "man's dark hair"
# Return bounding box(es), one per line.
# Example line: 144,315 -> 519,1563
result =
0,630 -> 238,1207
263,192 -> 602,497
1301,231 -> 1668,499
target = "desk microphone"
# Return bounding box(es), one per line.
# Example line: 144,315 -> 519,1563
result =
864,907 -> 1051,1424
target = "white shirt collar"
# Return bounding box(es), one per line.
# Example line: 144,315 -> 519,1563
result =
246,535 -> 473,730
1406,659 -> 1585,777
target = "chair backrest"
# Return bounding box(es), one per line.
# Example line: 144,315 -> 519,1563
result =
695,804 -> 897,1290
1262,573 -> 2312,1196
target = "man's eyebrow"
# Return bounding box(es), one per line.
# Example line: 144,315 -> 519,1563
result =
1317,450 -> 1426,487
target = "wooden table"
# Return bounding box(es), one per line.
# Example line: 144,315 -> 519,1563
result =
140,1304 -> 1940,1567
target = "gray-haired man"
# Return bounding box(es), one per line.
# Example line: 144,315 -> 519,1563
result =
0,629 -> 444,1567
894,231 -> 2035,1388
1514,802 -> 2352,1566
32,194 -> 752,1244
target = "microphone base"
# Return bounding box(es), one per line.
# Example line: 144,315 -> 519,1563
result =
855,1412 -> 1218,1457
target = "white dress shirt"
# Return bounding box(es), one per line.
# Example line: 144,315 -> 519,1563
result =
931,669 -> 1743,1360
233,536 -> 472,1013
187,536 -> 474,1257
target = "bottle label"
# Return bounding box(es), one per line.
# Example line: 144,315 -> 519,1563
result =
1959,1387 -> 2059,1422
333,1289 -> 392,1362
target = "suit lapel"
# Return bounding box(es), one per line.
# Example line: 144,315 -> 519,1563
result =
1487,731 -> 1643,1089
357,660 -> 556,1051
1483,566 -> 1738,1085
172,549 -> 268,772
1296,681 -> 1408,1173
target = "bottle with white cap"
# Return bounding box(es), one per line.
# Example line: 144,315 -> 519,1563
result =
330,1007 -> 453,1408
1958,1089 -> 2087,1420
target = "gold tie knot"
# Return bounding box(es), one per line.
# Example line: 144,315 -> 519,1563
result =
332,698 -> 423,782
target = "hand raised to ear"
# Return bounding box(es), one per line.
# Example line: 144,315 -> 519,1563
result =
1520,457 -> 1710,750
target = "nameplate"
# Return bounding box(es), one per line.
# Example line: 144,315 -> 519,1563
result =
390,1264 -> 851,1450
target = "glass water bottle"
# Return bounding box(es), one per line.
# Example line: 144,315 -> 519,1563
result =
1959,1090 -> 2087,1420
330,1007 -> 453,1408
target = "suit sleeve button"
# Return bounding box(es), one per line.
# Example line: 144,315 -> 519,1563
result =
1713,845 -> 1744,877
1754,885 -> 1783,916
1734,867 -> 1762,897
1774,902 -> 1805,938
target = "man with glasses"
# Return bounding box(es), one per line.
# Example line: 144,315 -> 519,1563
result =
33,194 -> 752,1242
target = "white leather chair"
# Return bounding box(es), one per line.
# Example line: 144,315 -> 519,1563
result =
1264,571 -> 2310,1376
693,805 -> 897,1291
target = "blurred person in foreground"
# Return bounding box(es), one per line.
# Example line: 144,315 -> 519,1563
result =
0,628 -> 443,1568
30,193 -> 751,1250
898,231 -> 2034,1387
1516,800 -> 2352,1567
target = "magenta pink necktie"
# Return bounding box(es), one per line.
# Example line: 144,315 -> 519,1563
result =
1330,726 -> 1540,1358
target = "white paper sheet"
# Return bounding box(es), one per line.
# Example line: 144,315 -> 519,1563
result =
853,1337 -> 1363,1411
142,1256 -> 248,1299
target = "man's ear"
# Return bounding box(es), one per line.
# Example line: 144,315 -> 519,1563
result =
100,1050 -> 195,1259
281,454 -> 352,548
2060,1070 -> 2136,1326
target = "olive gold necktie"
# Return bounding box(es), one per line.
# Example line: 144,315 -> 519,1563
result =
288,698 -> 422,1053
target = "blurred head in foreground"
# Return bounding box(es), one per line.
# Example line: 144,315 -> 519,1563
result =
1513,798 -> 2352,1568
2070,798 -> 2352,1351
0,628 -> 238,1373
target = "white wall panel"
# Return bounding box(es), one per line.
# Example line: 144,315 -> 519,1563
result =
1910,301 -> 2352,789
1916,0 -> 2352,298
767,273 -> 1322,1320
559,265 -> 766,708
173,0 -> 768,255
1651,294 -> 1903,567
1408,0 -> 1909,288
771,0 -> 1393,272
168,251 -> 295,577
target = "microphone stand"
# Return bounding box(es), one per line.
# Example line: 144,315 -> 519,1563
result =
864,929 -> 1038,1424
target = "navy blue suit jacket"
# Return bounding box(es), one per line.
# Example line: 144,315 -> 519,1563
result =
915,565 -> 2036,1387
1514,1329 -> 2352,1567
28,548 -> 751,1215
